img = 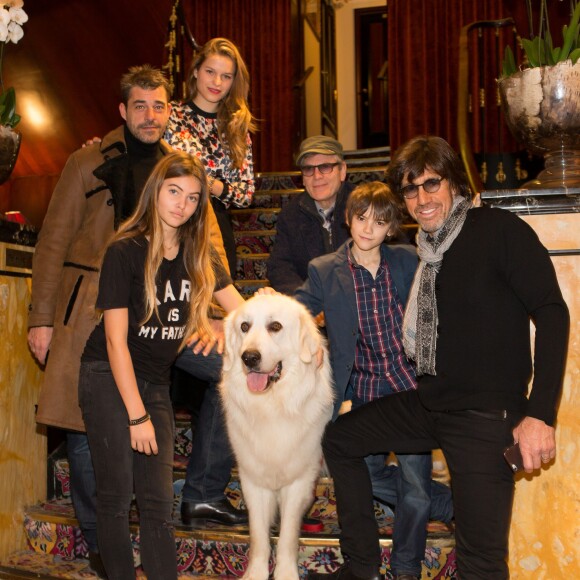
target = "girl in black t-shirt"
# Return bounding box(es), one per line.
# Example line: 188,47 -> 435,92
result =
79,151 -> 244,580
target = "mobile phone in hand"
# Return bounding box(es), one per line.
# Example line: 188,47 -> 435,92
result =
503,442 -> 524,473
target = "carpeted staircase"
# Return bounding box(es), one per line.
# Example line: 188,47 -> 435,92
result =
0,408 -> 455,579
0,159 -> 456,579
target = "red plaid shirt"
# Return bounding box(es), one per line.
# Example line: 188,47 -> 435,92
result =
347,243 -> 417,403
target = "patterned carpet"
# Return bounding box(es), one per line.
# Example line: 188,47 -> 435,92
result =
4,413 -> 456,578
12,477 -> 456,579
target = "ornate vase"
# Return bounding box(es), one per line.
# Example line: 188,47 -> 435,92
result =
498,59 -> 580,189
0,125 -> 21,184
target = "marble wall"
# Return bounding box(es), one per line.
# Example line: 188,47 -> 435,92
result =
0,271 -> 46,559
509,213 -> 580,577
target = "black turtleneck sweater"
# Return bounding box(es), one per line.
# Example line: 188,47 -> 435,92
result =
121,125 -> 165,223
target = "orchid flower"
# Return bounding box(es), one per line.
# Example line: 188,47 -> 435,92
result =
0,0 -> 27,127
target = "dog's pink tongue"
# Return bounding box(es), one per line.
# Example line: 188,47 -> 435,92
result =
247,372 -> 269,392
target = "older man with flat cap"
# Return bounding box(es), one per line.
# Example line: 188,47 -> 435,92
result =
267,135 -> 355,295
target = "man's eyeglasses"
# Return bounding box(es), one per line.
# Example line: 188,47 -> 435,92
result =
400,177 -> 445,199
300,162 -> 341,177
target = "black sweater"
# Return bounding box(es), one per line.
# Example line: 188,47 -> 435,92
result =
417,207 -> 569,426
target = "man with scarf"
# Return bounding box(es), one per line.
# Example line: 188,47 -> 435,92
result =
312,136 -> 569,580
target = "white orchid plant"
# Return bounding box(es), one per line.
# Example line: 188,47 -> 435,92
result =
0,0 -> 27,128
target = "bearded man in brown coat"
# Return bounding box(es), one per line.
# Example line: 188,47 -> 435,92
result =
27,65 -> 228,576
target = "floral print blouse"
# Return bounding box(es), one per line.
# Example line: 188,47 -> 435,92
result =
165,101 -> 254,209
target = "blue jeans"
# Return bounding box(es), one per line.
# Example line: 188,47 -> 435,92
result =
67,431 -> 98,553
369,457 -> 453,523
352,396 -> 452,577
79,361 -> 177,580
174,347 -> 233,504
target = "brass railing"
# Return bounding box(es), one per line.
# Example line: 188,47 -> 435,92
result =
457,18 -> 538,194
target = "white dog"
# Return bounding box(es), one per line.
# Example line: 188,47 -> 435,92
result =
220,293 -> 334,580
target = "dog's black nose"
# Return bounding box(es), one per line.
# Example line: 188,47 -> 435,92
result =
242,349 -> 261,369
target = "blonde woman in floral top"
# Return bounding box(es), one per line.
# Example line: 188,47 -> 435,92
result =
165,37 -> 257,274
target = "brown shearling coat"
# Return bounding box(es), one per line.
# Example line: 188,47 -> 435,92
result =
29,126 -> 228,432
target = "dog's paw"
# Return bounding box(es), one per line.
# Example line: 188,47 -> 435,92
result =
273,561 -> 300,580
243,562 -> 270,580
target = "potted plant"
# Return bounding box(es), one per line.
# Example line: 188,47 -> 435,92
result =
0,0 -> 27,184
498,1 -> 580,189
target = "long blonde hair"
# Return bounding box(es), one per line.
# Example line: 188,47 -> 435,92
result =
186,37 -> 257,170
110,151 -> 216,348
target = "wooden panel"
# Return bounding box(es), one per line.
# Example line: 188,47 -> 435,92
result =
0,267 -> 46,559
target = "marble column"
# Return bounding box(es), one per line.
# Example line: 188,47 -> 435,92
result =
0,224 -> 46,560
481,188 -> 580,578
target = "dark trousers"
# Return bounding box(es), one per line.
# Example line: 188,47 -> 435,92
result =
174,347 -> 234,503
324,389 -> 518,580
79,361 -> 177,580
351,396 -> 453,577
211,196 -> 237,276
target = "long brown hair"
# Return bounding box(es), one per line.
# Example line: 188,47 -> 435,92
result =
186,37 -> 257,169
110,151 -> 217,347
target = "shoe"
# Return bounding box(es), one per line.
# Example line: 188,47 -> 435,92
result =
395,575 -> 420,580
181,498 -> 248,525
308,562 -> 380,580
88,551 -> 108,579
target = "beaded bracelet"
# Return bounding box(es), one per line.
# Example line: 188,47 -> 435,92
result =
128,412 -> 151,427
208,176 -> 215,194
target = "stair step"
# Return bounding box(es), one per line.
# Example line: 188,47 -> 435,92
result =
344,145 -> 390,159
234,254 -> 268,281
344,157 -> 389,167
0,552 -> 101,579
234,231 -> 276,254
251,190 -> 303,209
255,172 -> 303,191
18,492 -> 455,579
255,166 -> 390,184
23,500 -> 455,545
231,208 -> 280,232
252,166 -> 389,199
0,550 -> 225,579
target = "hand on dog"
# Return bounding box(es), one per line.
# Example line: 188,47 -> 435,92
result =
130,421 -> 158,455
254,286 -> 279,296
314,311 -> 326,328
187,319 -> 225,355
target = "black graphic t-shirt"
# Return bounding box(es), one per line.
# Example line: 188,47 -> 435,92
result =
82,236 -> 231,384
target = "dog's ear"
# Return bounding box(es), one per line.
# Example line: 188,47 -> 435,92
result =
222,311 -> 239,372
299,310 -> 320,364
